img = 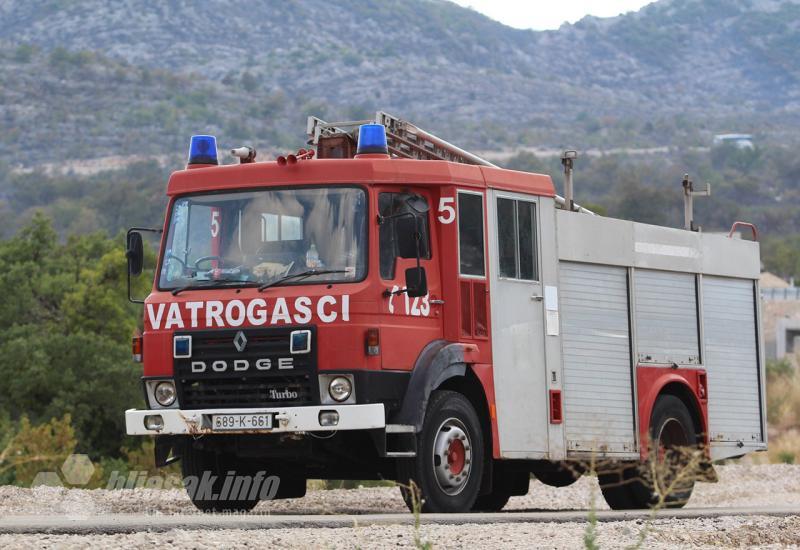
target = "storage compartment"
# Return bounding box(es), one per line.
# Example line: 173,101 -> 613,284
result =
702,276 -> 764,443
560,262 -> 636,454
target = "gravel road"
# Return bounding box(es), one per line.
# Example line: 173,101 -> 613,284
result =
1,464 -> 798,548
1,516 -> 799,549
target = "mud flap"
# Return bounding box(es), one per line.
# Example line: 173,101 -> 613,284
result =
154,435 -> 183,467
697,461 -> 719,483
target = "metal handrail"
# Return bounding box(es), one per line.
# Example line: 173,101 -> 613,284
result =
728,221 -> 758,241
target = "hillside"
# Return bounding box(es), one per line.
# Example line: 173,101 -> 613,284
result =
1,0 -> 800,165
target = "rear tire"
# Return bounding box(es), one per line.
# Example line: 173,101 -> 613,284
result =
599,394 -> 699,510
397,390 -> 485,513
598,466 -> 638,510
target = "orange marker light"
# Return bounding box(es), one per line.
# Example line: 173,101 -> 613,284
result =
132,332 -> 143,363
365,328 -> 380,356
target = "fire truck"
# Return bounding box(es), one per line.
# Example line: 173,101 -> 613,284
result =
125,112 -> 766,513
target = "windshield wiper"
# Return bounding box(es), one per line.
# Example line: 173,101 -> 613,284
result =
258,269 -> 349,292
171,279 -> 258,296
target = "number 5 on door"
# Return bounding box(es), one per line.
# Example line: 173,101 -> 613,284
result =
438,197 -> 455,224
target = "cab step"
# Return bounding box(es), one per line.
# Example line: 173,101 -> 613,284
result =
384,424 -> 416,458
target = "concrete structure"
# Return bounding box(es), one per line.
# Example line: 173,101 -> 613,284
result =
758,272 -> 800,364
713,133 -> 754,149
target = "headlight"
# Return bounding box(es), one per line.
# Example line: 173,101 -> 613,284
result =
154,381 -> 177,407
328,376 -> 352,402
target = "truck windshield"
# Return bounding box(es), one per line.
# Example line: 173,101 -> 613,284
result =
159,186 -> 367,290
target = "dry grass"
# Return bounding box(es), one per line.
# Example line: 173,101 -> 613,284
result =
761,359 -> 800,464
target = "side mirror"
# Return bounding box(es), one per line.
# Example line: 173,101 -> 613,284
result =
395,215 -> 420,259
127,231 -> 144,276
405,266 -> 427,298
405,194 -> 430,214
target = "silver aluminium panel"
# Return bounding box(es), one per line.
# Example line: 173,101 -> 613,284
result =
560,262 -> 636,454
702,276 -> 763,444
555,210 -> 760,279
634,270 -> 700,365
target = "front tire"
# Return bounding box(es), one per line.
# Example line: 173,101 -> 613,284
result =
398,390 -> 485,513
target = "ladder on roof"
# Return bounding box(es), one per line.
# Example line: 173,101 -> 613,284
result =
307,111 -> 496,166
306,111 -> 593,214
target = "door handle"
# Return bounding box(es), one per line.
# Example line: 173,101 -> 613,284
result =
531,294 -> 543,301
430,299 -> 445,305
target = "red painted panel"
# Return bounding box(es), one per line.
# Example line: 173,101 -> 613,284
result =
460,281 -> 472,337
167,158 -> 556,198
473,281 -> 488,338
471,363 -> 500,459
636,366 -> 709,459
437,185 -> 463,343
480,166 -> 556,197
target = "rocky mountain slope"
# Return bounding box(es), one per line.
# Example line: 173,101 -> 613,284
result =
1,0 -> 800,165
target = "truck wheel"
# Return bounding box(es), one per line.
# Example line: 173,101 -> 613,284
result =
600,395 -> 699,510
598,466 -> 637,510
398,390 -> 485,513
181,444 -> 260,513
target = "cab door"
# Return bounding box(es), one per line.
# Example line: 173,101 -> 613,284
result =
375,188 -> 443,370
487,190 -> 549,457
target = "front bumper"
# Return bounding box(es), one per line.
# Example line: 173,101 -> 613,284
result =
125,404 -> 386,436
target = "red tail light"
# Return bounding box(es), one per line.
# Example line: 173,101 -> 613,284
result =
132,332 -> 143,363
365,328 -> 380,356
549,390 -> 563,424
698,372 -> 708,400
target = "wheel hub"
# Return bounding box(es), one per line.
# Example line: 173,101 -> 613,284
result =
432,418 -> 472,496
447,438 -> 466,475
654,417 -> 692,490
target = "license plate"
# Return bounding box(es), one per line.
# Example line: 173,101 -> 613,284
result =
211,413 -> 273,431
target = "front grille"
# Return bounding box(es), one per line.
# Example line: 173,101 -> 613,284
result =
174,327 -> 317,409
180,375 -> 313,408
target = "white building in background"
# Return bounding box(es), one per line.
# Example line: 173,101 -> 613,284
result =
760,271 -> 800,364
713,133 -> 754,149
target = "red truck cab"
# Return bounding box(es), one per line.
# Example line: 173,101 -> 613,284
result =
125,126 -> 555,513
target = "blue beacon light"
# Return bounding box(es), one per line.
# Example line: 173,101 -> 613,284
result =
188,135 -> 219,165
356,124 -> 389,155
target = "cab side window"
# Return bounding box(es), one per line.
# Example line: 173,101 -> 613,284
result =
379,193 -> 431,280
457,192 -> 485,277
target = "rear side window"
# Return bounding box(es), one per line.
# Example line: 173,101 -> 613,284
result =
379,193 -> 431,280
458,192 -> 485,277
497,197 -> 538,281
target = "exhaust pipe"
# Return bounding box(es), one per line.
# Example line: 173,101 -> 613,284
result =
561,150 -> 577,212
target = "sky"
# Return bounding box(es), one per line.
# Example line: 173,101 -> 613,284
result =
450,0 -> 655,30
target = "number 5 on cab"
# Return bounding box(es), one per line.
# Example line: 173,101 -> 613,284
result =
438,196 -> 455,224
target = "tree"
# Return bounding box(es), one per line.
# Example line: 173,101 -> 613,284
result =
0,215 -> 149,458
240,71 -> 259,93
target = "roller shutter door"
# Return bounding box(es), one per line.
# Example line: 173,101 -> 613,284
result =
702,276 -> 763,443
634,270 -> 700,365
560,262 -> 636,454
